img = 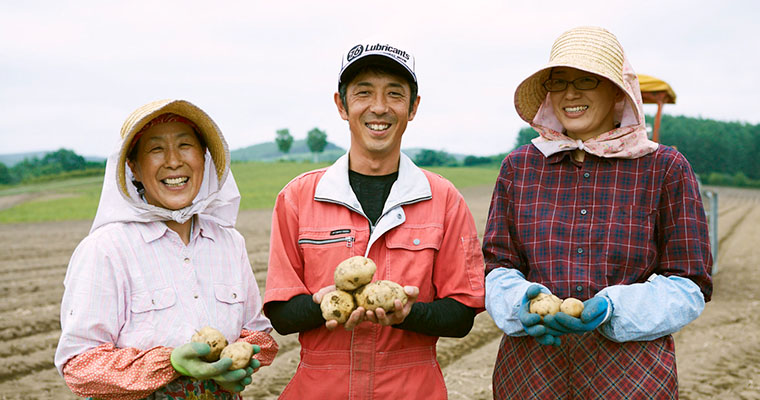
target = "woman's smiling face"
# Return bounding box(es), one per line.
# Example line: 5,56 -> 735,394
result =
127,122 -> 205,210
549,67 -> 622,141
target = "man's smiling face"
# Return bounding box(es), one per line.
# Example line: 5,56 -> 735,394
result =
338,69 -> 419,161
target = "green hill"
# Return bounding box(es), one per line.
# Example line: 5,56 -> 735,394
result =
231,139 -> 345,162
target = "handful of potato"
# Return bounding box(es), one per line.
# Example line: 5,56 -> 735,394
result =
529,293 -> 584,318
191,326 -> 254,370
320,256 -> 408,324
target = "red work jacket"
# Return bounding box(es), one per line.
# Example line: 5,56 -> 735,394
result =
265,154 -> 485,400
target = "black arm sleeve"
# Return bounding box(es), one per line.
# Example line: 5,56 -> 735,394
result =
393,298 -> 476,338
264,294 -> 325,335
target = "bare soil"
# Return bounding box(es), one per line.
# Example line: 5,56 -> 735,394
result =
0,185 -> 757,399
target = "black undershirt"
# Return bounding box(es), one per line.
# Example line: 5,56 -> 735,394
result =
264,169 -> 477,337
348,170 -> 397,225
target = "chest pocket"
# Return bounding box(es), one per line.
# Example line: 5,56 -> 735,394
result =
384,226 -> 442,300
214,284 -> 245,333
129,287 -> 176,332
299,231 -> 358,289
604,205 -> 657,276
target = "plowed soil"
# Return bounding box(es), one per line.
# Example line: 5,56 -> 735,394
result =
0,185 -> 757,399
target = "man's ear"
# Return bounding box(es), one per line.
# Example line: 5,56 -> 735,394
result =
334,92 -> 349,121
407,95 -> 421,121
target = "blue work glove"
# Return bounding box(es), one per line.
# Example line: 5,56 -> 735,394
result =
544,296 -> 611,335
170,342 -> 233,379
212,345 -> 262,393
518,285 -> 562,346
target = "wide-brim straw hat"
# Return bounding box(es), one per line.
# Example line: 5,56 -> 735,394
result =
117,99 -> 229,197
514,26 -> 637,124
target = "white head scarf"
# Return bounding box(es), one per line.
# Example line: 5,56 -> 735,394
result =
90,132 -> 240,234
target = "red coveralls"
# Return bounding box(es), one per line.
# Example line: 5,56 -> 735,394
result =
265,154 -> 485,400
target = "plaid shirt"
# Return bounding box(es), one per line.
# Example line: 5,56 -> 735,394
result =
483,144 -> 712,399
484,144 -> 712,300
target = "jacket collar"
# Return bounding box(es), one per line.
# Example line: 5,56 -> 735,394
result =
314,152 -> 431,214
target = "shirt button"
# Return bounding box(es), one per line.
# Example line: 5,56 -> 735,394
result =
583,172 -> 591,178
193,294 -> 199,299
580,209 -> 587,215
184,257 -> 190,264
413,239 -> 421,245
397,214 -> 402,219
576,285 -> 583,292
232,293 -> 237,299
577,247 -> 584,254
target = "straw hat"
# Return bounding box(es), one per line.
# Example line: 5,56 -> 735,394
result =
117,99 -> 229,196
514,26 -> 638,124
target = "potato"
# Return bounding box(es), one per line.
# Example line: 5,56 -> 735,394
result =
191,326 -> 228,362
560,297 -> 584,318
354,280 -> 408,313
320,289 -> 356,324
220,342 -> 254,370
334,256 -> 376,291
529,293 -> 562,318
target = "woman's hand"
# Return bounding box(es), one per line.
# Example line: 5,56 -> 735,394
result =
170,342 -> 232,379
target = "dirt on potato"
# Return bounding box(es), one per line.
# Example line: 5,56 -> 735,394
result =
0,185 -> 758,399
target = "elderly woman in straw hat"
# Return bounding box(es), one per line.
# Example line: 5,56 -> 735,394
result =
54,99 -> 278,399
483,27 -> 712,398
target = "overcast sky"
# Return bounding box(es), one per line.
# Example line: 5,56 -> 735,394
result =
1,1 -> 757,158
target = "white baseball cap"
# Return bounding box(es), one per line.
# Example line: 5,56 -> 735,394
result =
338,41 -> 417,87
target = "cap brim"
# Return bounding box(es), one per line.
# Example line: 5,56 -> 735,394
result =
339,55 -> 416,87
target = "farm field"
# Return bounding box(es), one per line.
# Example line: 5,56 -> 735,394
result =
0,184 -> 758,399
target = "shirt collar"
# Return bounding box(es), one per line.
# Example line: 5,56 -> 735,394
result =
134,217 -> 215,244
547,150 -> 614,166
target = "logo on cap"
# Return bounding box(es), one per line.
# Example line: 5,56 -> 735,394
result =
347,45 -> 364,62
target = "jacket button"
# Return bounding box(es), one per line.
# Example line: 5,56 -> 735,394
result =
413,239 -> 420,245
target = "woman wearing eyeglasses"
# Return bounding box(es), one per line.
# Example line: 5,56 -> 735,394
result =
483,27 -> 712,399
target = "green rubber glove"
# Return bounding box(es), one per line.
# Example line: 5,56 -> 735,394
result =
212,345 -> 262,393
170,342 -> 233,379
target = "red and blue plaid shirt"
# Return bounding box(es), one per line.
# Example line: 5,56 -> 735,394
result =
483,144 -> 712,398
484,144 -> 712,301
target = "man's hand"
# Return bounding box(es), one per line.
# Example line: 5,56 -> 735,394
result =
313,284 -> 420,330
518,285 -> 561,346
170,342 -> 232,379
365,286 -> 419,326
313,284 -> 365,331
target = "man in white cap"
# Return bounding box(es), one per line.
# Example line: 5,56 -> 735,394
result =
264,41 -> 485,399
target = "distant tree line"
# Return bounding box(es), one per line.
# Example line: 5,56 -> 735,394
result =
413,115 -> 760,188
0,149 -> 105,185
275,127 -> 328,162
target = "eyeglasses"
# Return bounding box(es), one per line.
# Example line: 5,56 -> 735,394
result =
542,76 -> 601,92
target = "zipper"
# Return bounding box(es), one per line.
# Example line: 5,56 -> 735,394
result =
298,236 -> 354,247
